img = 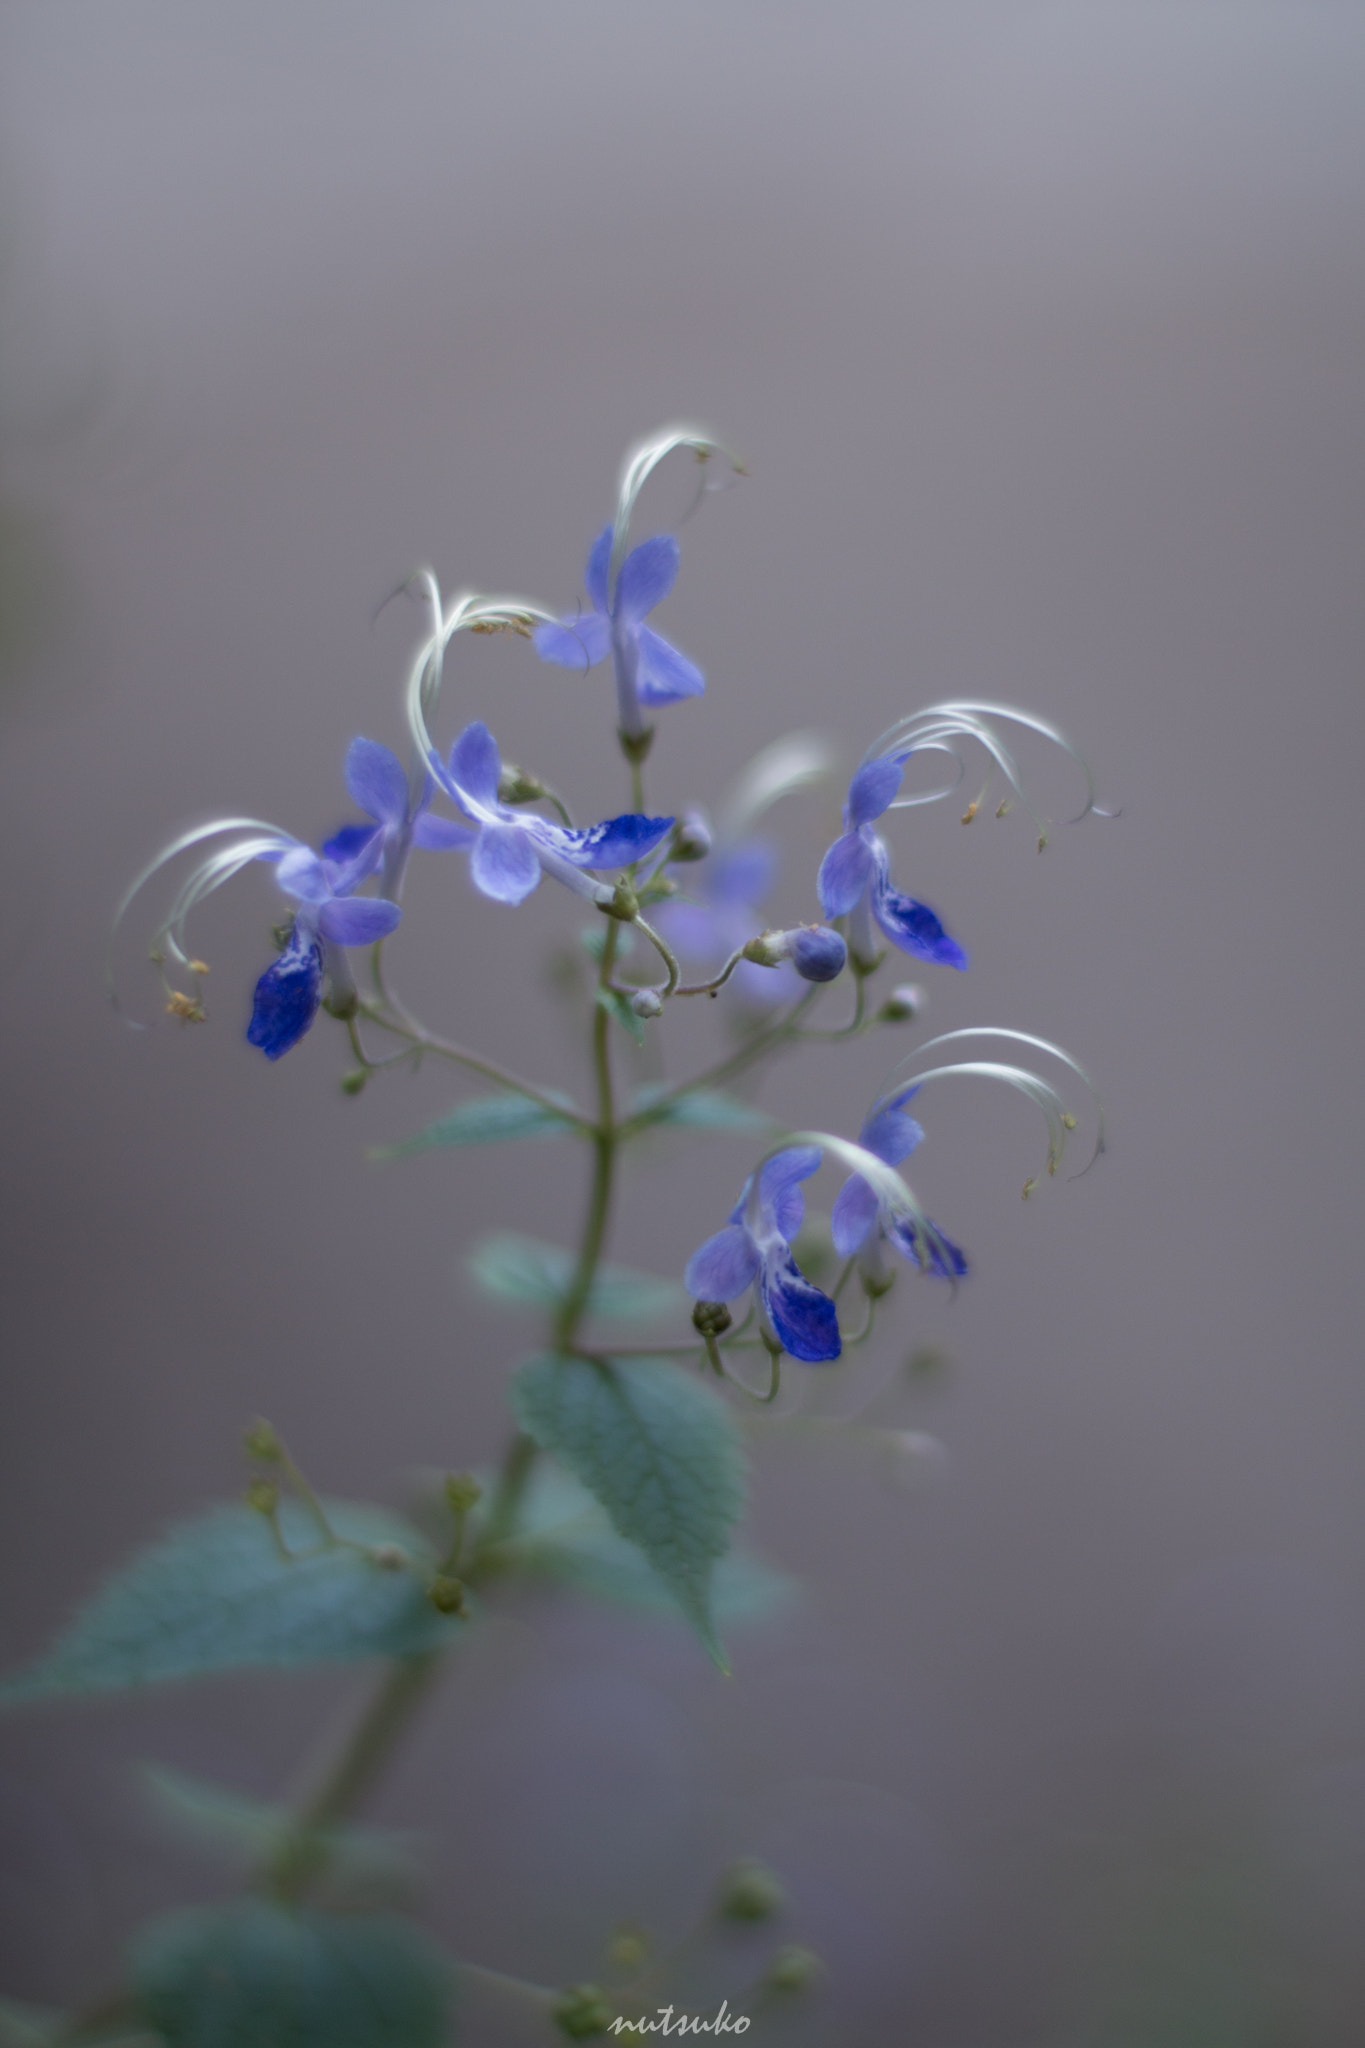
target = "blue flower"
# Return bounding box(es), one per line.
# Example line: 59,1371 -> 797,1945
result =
533,526 -> 704,738
684,1147 -> 841,1364
247,834 -> 402,1061
320,737 -> 476,896
658,840 -> 803,1004
431,720 -> 673,905
818,754 -> 968,971
830,1088 -> 967,1281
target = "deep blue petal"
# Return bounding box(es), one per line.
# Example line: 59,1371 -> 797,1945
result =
887,1213 -> 969,1280
871,847 -> 968,968
586,525 -> 612,614
760,1248 -> 842,1363
322,821 -> 381,866
246,928 -> 323,1061
846,755 -> 903,828
543,812 -> 675,870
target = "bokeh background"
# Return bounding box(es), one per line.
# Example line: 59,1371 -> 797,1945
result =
2,4 -> 1364,2040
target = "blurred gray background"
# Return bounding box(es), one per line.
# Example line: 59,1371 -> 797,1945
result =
2,3 -> 1364,2040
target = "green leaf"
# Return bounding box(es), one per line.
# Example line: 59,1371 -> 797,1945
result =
0,1999 -> 65,2048
595,985 -> 646,1044
131,1901 -> 452,2048
467,1234 -> 684,1323
0,1501 -> 458,1706
631,1086 -> 777,1133
140,1766 -> 418,1891
512,1355 -> 745,1669
371,1089 -> 578,1161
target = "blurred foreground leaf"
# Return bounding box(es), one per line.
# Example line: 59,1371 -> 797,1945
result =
0,1501 -> 457,1705
468,1234 -> 684,1322
131,1901 -> 452,2048
512,1355 -> 745,1669
372,1089 -> 578,1160
141,1765 -> 418,1892
631,1086 -> 777,1133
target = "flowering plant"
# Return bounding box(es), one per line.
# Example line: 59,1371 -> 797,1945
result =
3,428 -> 1106,2045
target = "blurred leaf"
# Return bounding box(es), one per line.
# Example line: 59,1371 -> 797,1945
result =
504,1465 -> 796,1625
0,1999 -> 64,2047
467,1235 -> 683,1322
512,1355 -> 745,1669
0,1501 -> 457,1706
631,1086 -> 776,1133
131,1901 -> 452,2048
371,1089 -> 579,1161
596,986 -> 646,1044
140,1765 -> 419,1889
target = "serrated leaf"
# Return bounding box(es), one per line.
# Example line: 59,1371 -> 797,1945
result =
131,1901 -> 452,2048
0,1501 -> 457,1706
596,985 -> 646,1044
631,1086 -> 777,1133
512,1355 -> 745,1669
372,1089 -> 578,1161
140,1766 -> 418,1889
467,1234 -> 684,1323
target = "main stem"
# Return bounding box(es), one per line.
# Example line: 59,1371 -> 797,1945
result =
554,918 -> 619,1349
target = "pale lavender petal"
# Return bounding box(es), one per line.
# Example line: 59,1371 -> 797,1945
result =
471,821 -> 541,904
274,846 -> 331,904
616,535 -> 679,622
684,1223 -> 760,1302
830,1174 -> 879,1256
345,737 -> 410,827
760,1248 -> 842,1363
317,897 -> 403,945
586,525 -> 612,614
449,721 -> 502,810
817,829 -> 874,918
859,1101 -> 923,1166
533,613 -> 611,671
759,1145 -> 822,1240
710,841 -> 777,907
411,814 -> 477,851
846,755 -> 904,828
636,627 -> 704,705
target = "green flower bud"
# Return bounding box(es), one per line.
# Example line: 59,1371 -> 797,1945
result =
444,1472 -> 483,1514
244,1418 -> 282,1462
717,1856 -> 785,1922
875,982 -> 925,1024
340,1068 -> 368,1095
244,1477 -> 279,1517
630,988 -> 663,1020
553,1982 -> 613,2037
427,1574 -> 466,1615
692,1300 -> 733,1339
765,1943 -> 822,1994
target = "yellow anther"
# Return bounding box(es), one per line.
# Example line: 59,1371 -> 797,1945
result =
166,990 -> 206,1024
188,959 -> 210,977
1062,1112 -> 1077,1129
995,799 -> 1012,818
960,801 -> 978,825
1022,1176 -> 1039,1200
1037,832 -> 1049,853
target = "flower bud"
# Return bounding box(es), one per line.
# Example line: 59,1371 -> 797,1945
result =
740,930 -> 786,969
788,925 -> 846,983
552,1982 -> 612,2038
427,1574 -> 466,1615
692,1300 -> 733,1339
444,1473 -> 483,1514
717,1857 -> 785,1922
630,988 -> 663,1020
244,1418 -> 282,1462
498,762 -> 546,804
340,1068 -> 367,1095
765,1944 -> 822,1994
876,983 -> 925,1024
245,1477 -> 279,1516
596,881 -> 639,921
607,1925 -> 649,1971
670,811 -> 712,863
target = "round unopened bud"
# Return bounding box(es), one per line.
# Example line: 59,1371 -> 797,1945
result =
244,1418 -> 282,1462
789,925 -> 847,984
860,1262 -> 896,1300
498,763 -> 546,804
630,988 -> 663,1020
370,1543 -> 408,1571
765,1944 -> 822,1994
670,811 -> 712,863
245,1477 -> 279,1516
444,1473 -> 483,1514
428,1574 -> 466,1614
876,983 -> 925,1024
552,1982 -> 612,2038
340,1068 -> 367,1095
692,1300 -> 733,1339
717,1857 -> 785,1922
322,986 -> 359,1021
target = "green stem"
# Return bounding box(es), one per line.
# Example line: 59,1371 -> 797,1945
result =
554,920 -> 620,1349
617,989 -> 817,1137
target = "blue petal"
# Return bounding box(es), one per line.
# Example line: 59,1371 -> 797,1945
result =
870,849 -> 968,968
817,829 -> 874,919
636,626 -> 704,705
345,737 -> 409,827
846,755 -> 904,828
449,722 -> 502,810
830,1174 -> 879,1256
411,814 -> 477,851
790,926 -> 846,983
887,1214 -> 968,1280
759,1146 -> 822,1239
684,1223 -> 761,1302
859,1102 -> 923,1167
246,928 -> 323,1060
586,525 -> 612,614
544,812 -> 675,870
273,846 -> 332,904
471,821 -> 541,904
616,535 -> 679,622
322,821 -> 381,866
533,613 -> 611,671
760,1248 -> 842,1363
317,897 -> 403,945
710,841 -> 777,907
